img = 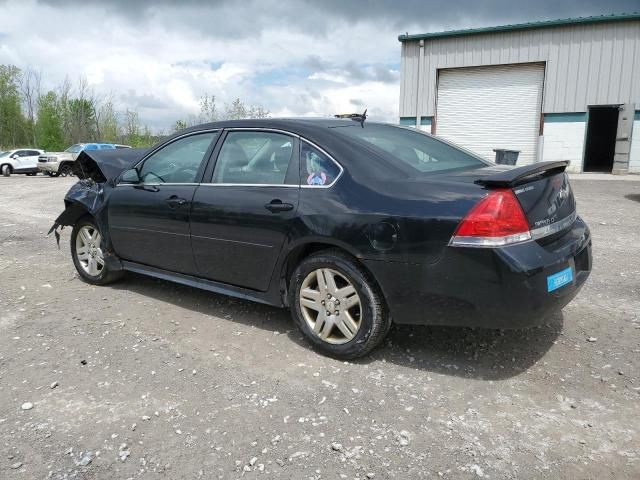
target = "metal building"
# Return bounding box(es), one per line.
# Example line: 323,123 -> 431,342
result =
398,13 -> 640,173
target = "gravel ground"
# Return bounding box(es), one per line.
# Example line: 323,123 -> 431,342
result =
0,174 -> 639,479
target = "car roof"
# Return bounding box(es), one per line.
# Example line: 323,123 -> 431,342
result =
181,117 -> 368,134
176,118 -> 402,155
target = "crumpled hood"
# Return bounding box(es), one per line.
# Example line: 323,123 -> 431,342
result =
73,148 -> 149,183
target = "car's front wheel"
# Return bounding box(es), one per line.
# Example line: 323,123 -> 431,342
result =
71,218 -> 123,285
59,164 -> 74,177
1,164 -> 11,177
290,250 -> 390,359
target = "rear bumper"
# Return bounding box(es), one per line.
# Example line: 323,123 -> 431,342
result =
365,216 -> 592,329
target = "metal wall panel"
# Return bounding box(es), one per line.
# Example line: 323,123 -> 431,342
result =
399,20 -> 640,116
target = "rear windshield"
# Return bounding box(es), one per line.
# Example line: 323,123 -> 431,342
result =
334,124 -> 488,174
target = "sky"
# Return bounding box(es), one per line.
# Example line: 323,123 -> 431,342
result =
0,0 -> 638,131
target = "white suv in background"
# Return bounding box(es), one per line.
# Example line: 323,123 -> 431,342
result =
0,149 -> 45,176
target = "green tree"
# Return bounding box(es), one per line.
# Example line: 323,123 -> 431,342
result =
97,101 -> 119,143
224,98 -> 247,120
121,109 -> 155,147
67,98 -> 97,143
173,119 -> 188,132
0,65 -> 28,148
35,91 -> 65,151
223,97 -> 269,121
198,93 -> 218,123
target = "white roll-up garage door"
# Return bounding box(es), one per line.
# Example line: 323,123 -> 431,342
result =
436,63 -> 545,165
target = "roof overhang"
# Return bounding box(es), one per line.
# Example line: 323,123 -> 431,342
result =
398,12 -> 640,42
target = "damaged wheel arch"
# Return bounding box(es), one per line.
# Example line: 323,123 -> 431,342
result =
48,148 -> 148,272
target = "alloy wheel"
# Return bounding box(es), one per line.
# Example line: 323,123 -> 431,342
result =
75,225 -> 105,276
299,268 -> 362,344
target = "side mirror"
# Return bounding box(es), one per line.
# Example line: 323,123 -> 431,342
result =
120,168 -> 141,184
10,154 -> 18,159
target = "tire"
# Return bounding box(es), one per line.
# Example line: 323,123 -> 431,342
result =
290,249 -> 390,359
59,163 -> 74,177
1,164 -> 11,177
71,217 -> 124,285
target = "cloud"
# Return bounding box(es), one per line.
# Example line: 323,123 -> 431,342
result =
0,0 -> 636,131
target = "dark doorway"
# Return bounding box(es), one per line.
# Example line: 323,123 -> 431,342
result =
583,106 -> 619,172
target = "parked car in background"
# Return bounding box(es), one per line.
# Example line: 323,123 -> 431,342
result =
51,118 -> 592,359
114,144 -> 132,149
38,143 -> 124,177
1,148 -> 45,176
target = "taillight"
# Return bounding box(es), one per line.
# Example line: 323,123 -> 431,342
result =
450,189 -> 531,247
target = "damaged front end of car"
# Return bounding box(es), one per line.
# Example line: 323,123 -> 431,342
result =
48,148 -> 148,271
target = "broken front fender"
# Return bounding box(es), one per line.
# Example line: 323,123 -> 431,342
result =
48,179 -> 123,271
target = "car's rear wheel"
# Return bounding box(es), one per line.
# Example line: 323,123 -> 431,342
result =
290,250 -> 390,359
1,164 -> 11,177
59,164 -> 74,177
71,218 -> 123,285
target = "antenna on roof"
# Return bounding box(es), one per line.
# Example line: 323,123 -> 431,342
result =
334,108 -> 367,128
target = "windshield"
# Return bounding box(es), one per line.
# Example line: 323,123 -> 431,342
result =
334,124 -> 488,174
65,144 -> 83,153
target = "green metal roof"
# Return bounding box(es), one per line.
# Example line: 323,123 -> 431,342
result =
398,12 -> 640,42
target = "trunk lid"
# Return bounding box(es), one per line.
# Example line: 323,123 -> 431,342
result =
512,171 -> 576,237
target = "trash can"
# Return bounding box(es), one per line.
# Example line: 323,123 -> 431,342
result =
493,149 -> 520,165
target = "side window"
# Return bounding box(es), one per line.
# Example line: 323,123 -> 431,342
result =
16,150 -> 28,157
301,142 -> 341,187
212,131 -> 293,185
140,132 -> 218,184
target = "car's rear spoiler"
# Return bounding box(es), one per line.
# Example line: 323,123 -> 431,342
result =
474,161 -> 570,188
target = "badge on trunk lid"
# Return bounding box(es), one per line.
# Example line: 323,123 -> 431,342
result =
547,267 -> 573,292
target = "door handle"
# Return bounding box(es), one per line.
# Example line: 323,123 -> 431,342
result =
166,195 -> 188,208
265,199 -> 294,213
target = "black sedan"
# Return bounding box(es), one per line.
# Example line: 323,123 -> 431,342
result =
51,118 -> 592,358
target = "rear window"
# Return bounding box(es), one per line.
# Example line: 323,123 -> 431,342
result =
335,124 -> 487,174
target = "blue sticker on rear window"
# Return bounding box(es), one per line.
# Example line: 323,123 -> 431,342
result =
547,267 -> 573,292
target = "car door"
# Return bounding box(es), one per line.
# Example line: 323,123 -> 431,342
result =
108,130 -> 220,275
24,150 -> 40,170
12,150 -> 28,170
190,129 -> 300,291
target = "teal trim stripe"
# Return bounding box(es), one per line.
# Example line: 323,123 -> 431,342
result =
398,13 -> 640,42
635,111 -> 640,121
399,116 -> 433,126
544,112 -> 586,123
